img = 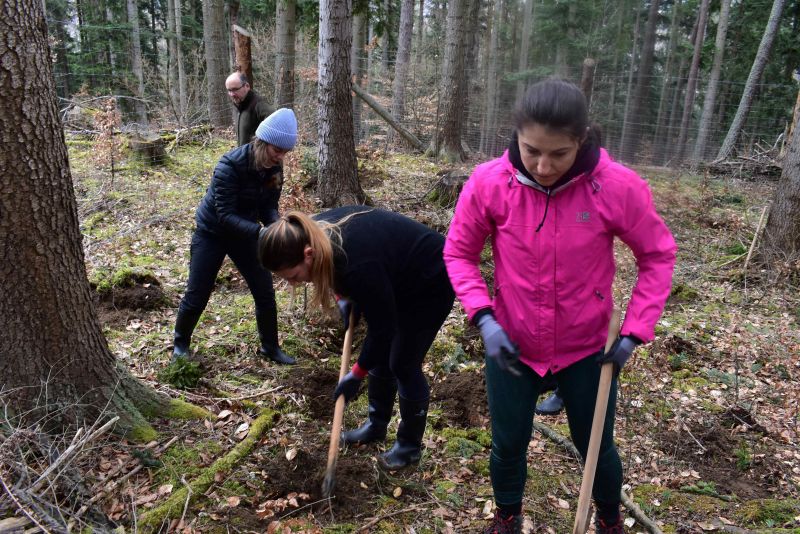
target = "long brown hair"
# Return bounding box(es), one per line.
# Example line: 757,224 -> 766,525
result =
258,211 -> 337,310
251,139 -> 282,188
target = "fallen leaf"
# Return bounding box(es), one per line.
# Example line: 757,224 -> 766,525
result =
217,409 -> 233,419
285,448 -> 298,461
481,499 -> 493,517
226,496 -> 241,507
393,486 -> 402,498
557,498 -> 570,510
157,484 -> 173,495
360,481 -> 368,489
235,422 -> 250,439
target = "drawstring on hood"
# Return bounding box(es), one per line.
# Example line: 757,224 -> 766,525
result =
508,130 -> 601,232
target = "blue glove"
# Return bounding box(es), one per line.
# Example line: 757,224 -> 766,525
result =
333,371 -> 363,402
596,335 -> 640,374
336,297 -> 360,331
477,313 -> 521,376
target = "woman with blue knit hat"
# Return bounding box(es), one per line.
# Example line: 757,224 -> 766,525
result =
171,108 -> 299,365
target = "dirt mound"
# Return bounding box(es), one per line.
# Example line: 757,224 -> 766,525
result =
431,370 -> 489,428
285,367 -> 346,419
94,276 -> 169,328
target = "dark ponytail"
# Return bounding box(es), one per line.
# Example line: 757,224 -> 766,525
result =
514,79 -> 602,143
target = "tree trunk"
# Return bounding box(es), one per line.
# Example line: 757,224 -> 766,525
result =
460,0 -> 481,153
203,0 -> 231,128
717,0 -> 786,161
351,11 -> 367,142
581,58 -> 597,107
127,0 -> 149,124
692,0 -> 732,162
429,0 -> 467,162
275,0 -> 296,108
515,0 -> 534,105
617,2 -> 640,161
0,0 -> 168,436
317,0 -> 365,207
417,0 -> 424,54
762,109 -> 800,262
381,0 -> 391,78
652,0 -> 682,163
387,0 -> 415,146
675,0 -> 711,162
176,0 -> 187,123
167,0 -> 179,119
233,25 -> 253,87
478,0 -> 495,154
619,0 -> 660,161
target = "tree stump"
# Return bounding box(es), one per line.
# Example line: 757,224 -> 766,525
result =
127,131 -> 167,165
427,172 -> 468,207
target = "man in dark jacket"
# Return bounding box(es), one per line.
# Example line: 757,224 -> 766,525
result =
226,72 -> 274,147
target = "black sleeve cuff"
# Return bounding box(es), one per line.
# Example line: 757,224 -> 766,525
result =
471,308 -> 494,327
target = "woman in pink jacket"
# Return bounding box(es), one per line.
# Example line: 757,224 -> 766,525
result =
444,79 -> 676,534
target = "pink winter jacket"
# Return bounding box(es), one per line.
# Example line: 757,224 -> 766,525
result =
444,149 -> 677,376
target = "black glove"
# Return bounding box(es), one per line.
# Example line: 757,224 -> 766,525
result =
477,313 -> 521,376
333,371 -> 363,402
336,297 -> 360,330
596,335 -> 641,374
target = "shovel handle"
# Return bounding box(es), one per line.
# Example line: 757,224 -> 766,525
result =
572,308 -> 622,534
323,310 -> 357,491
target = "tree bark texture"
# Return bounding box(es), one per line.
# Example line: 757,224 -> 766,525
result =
317,0 -> 364,207
0,0 -> 167,433
693,0 -> 732,162
387,0 -> 415,145
617,2 -> 640,160
480,0 -> 499,156
167,0 -> 179,119
762,108 -> 800,261
717,0 -> 786,161
233,25 -> 253,88
275,0 -> 296,108
430,0 -> 466,162
619,0 -> 660,161
515,0 -> 534,106
127,0 -> 149,124
175,0 -> 188,123
675,0 -> 711,162
351,11 -> 367,142
652,0 -> 682,163
203,0 -> 232,128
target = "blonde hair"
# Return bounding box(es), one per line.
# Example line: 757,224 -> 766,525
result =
258,211 -> 336,310
251,139 -> 282,188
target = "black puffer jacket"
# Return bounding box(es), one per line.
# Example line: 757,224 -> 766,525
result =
195,144 -> 282,239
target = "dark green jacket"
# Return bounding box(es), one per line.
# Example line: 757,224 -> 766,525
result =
236,90 -> 273,147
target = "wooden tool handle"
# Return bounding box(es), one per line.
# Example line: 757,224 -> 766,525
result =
573,308 -> 622,534
324,311 -> 357,476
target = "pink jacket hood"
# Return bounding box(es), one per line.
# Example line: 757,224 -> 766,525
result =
444,149 -> 676,376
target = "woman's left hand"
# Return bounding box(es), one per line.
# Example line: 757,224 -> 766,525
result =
596,335 -> 641,374
333,371 -> 363,402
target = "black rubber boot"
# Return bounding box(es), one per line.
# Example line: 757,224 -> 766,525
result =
171,309 -> 201,362
342,374 -> 397,445
535,388 -> 564,415
378,396 -> 428,470
256,309 -> 296,365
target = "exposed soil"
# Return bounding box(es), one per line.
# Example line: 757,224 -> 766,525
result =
658,410 -> 776,500
285,367 -> 346,420
431,370 -> 489,428
94,281 -> 169,328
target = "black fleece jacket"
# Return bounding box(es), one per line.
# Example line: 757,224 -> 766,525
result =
195,144 -> 282,239
315,206 -> 451,370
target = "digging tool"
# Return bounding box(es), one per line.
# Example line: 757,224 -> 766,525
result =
321,310 -> 357,498
572,308 -> 622,534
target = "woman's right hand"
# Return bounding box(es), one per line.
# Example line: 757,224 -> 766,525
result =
477,314 -> 521,376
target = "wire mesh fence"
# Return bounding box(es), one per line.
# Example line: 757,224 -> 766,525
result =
53,21 -> 797,169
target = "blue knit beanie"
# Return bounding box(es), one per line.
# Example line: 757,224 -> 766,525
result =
255,108 -> 298,150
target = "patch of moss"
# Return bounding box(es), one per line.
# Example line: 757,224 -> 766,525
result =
471,458 -> 490,476
127,423 -> 158,443
433,480 -> 457,500
670,283 -> 699,303
734,499 -> 800,527
441,427 -> 492,448
155,441 -> 223,486
165,398 -> 213,420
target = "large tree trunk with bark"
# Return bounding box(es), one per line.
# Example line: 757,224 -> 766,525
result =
617,2 -> 640,160
203,0 -> 231,128
317,0 -> 365,207
762,112 -> 800,263
692,0 -> 732,162
675,0 -> 711,162
717,0 -> 786,161
652,0 -> 682,163
387,0 -> 415,146
176,0 -> 188,123
515,0 -> 534,105
275,0 -> 296,108
127,0 -> 149,124
429,0 -> 466,162
351,11 -> 367,143
619,0 -> 659,161
0,0 -> 168,436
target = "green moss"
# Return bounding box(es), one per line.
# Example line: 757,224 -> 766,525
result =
734,499 -> 800,527
433,480 -> 457,500
441,427 -> 492,448
471,458 -> 490,476
670,283 -> 699,303
127,423 -> 158,443
165,398 -> 213,420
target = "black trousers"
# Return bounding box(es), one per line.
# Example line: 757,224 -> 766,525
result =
178,228 -> 277,318
370,273 -> 455,401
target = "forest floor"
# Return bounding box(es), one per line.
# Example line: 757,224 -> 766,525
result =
64,130 -> 800,533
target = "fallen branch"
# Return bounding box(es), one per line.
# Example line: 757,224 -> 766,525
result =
742,205 -> 768,276
532,421 -> 664,534
357,502 -> 432,532
0,472 -> 52,534
137,409 -> 277,532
